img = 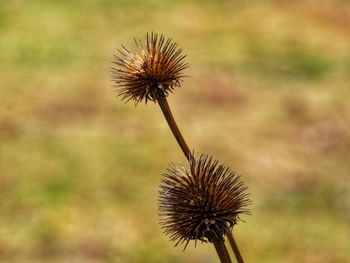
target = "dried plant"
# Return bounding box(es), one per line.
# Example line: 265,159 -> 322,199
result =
112,32 -> 251,263
111,32 -> 188,104
159,154 -> 251,248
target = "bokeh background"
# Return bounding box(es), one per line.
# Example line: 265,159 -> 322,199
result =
1,0 -> 350,262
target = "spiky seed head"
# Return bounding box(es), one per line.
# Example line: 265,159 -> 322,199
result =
158,154 -> 251,248
111,32 -> 189,105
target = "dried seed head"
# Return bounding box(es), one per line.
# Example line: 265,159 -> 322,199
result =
111,32 -> 189,104
158,154 -> 251,249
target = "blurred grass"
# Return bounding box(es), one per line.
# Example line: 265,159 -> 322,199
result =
1,0 -> 350,262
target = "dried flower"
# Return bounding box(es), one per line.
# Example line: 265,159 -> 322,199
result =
111,32 -> 189,104
158,154 -> 251,248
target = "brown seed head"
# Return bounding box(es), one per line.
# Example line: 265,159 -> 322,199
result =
111,32 -> 189,104
158,154 -> 251,248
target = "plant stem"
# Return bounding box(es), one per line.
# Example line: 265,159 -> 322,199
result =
212,238 -> 232,263
158,96 -> 235,263
226,230 -> 244,263
157,96 -> 192,160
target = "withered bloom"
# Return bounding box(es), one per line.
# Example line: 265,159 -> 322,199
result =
159,154 -> 251,248
111,32 -> 189,104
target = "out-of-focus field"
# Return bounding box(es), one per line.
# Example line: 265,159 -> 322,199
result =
1,1 -> 350,262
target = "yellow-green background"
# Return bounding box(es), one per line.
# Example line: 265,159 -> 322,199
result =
1,0 -> 349,262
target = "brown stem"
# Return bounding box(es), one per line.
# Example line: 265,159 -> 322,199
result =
212,238 -> 233,263
158,96 -> 235,263
226,230 -> 244,263
157,96 -> 192,160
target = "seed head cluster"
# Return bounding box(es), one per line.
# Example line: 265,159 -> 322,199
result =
111,32 -> 189,104
159,154 -> 251,248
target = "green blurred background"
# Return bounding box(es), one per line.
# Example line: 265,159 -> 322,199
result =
1,0 -> 350,262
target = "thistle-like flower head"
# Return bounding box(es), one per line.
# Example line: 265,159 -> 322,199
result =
159,154 -> 251,248
111,32 -> 189,104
